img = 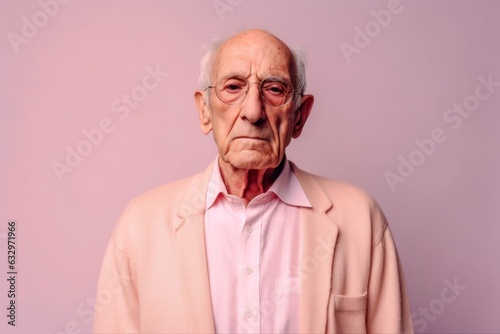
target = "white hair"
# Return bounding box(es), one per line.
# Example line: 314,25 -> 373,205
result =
198,30 -> 307,107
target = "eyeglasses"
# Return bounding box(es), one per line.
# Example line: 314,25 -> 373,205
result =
206,75 -> 297,107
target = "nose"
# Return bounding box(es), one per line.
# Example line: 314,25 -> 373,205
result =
240,83 -> 266,124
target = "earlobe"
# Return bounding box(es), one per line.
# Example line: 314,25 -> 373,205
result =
194,91 -> 213,134
292,94 -> 314,139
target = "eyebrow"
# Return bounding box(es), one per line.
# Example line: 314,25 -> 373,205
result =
218,73 -> 291,83
263,75 -> 292,84
219,72 -> 246,79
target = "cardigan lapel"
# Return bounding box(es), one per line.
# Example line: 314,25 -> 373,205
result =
172,163 -> 216,333
291,163 -> 340,333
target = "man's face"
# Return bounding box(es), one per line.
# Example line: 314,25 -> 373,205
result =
195,30 -> 313,170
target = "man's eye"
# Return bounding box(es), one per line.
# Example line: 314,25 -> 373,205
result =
225,84 -> 242,91
264,83 -> 286,95
222,79 -> 246,92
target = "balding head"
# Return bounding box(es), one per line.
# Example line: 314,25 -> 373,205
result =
216,29 -> 293,69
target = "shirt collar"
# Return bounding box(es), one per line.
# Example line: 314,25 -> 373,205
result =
205,156 -> 312,210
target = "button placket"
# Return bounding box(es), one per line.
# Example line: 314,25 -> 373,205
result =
239,203 -> 262,333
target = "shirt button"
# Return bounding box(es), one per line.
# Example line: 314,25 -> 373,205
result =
245,267 -> 253,274
245,310 -> 253,318
246,226 -> 253,233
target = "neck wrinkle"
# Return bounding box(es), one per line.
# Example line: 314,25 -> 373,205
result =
218,156 -> 286,205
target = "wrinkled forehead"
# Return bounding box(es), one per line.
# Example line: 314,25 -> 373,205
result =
213,31 -> 294,81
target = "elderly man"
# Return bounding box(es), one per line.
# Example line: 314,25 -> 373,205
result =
94,29 -> 413,333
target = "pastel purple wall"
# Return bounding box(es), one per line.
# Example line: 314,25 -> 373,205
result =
1,1 -> 499,333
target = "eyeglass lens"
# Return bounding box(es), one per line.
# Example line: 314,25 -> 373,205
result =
215,76 -> 293,106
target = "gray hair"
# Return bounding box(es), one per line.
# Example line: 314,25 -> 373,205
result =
198,30 -> 307,107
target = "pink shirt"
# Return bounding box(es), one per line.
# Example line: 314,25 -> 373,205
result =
203,157 -> 312,333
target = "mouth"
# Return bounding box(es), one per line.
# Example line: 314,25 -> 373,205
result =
235,136 -> 269,141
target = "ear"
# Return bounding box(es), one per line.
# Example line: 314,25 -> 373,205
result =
194,90 -> 213,134
292,94 -> 314,138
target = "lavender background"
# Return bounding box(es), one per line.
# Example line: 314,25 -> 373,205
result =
1,1 -> 499,333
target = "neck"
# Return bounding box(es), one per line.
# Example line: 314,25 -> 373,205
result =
218,156 -> 286,206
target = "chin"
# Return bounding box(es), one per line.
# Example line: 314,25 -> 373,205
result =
228,151 -> 277,170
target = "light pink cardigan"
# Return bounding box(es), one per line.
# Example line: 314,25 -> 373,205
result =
94,161 -> 413,333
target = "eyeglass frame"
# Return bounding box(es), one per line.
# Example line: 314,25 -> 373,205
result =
205,75 -> 300,107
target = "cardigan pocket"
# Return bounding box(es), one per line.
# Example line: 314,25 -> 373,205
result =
332,291 -> 367,333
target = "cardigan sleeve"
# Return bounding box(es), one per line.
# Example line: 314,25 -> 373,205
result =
93,235 -> 140,333
367,223 -> 414,333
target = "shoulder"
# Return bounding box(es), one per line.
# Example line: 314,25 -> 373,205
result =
314,174 -> 373,203
291,162 -> 377,209
291,162 -> 388,244
122,162 -> 213,216
123,175 -> 196,215
110,163 -> 213,247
